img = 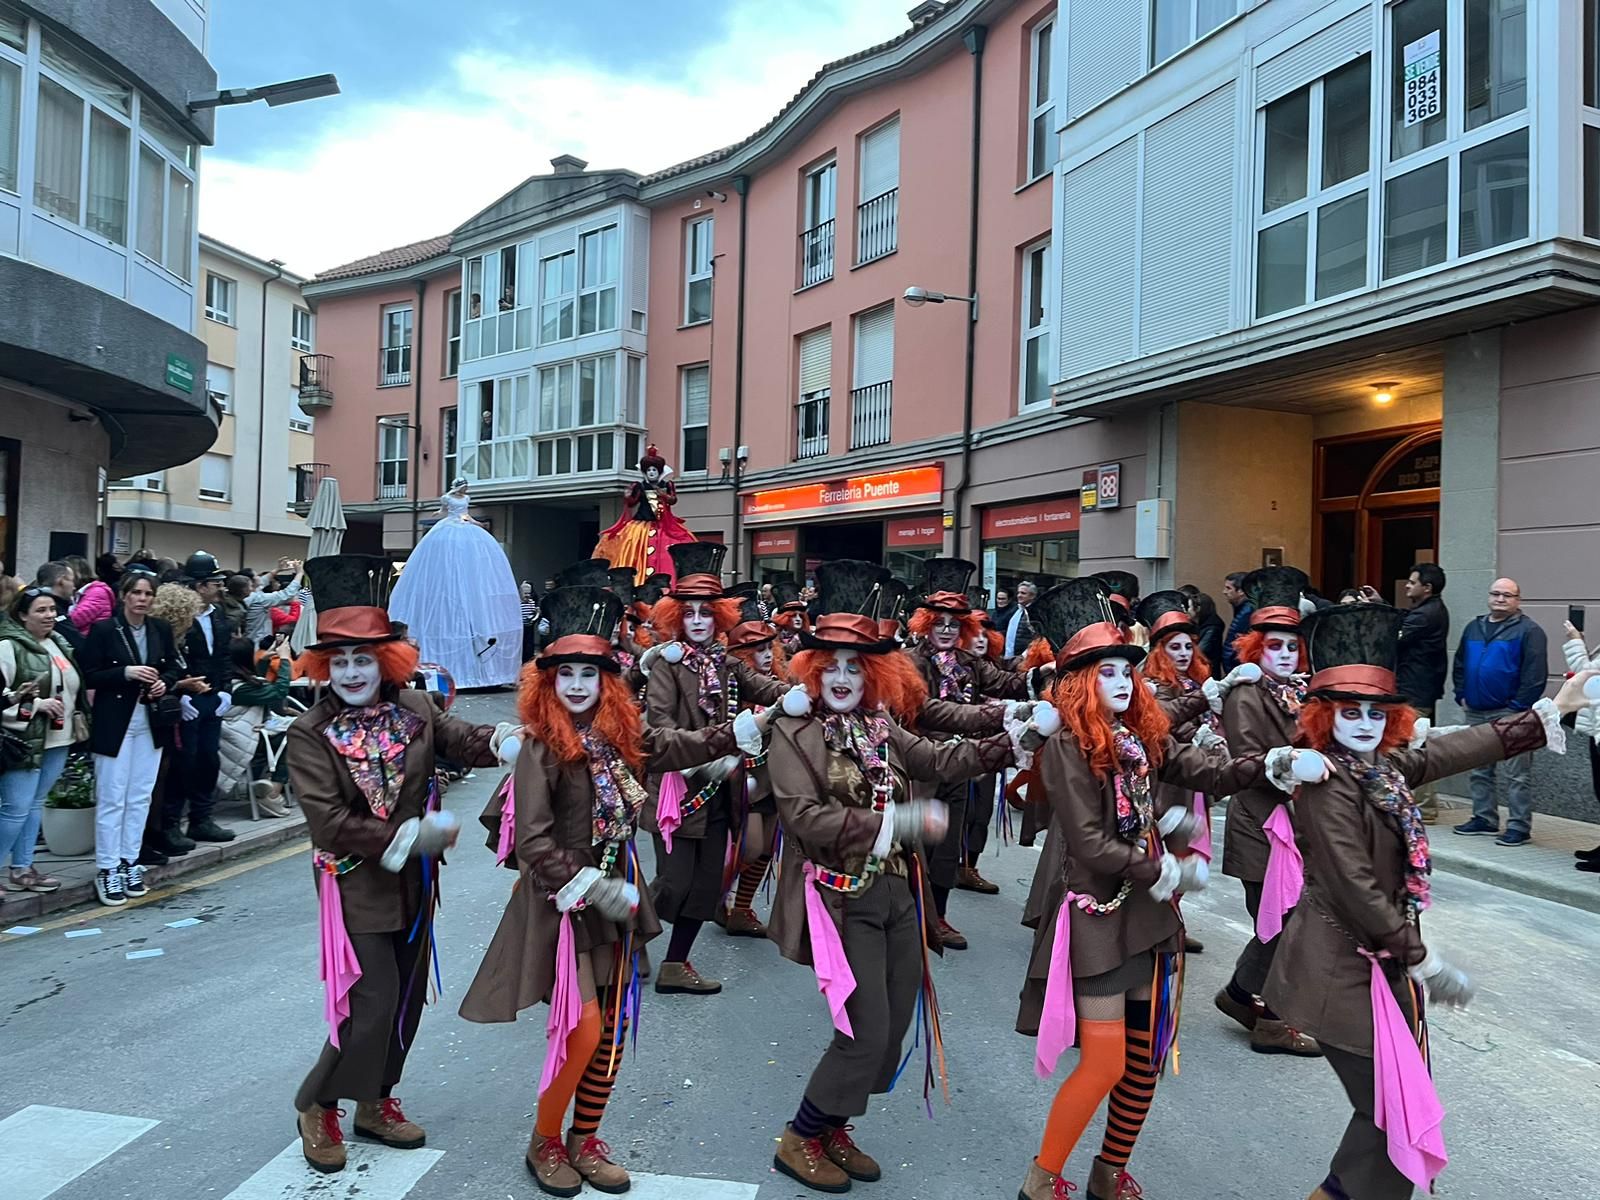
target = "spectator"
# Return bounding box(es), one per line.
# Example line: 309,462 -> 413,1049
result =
0,586 -> 85,894
519,581 -> 539,661
217,636 -> 293,818
1452,577 -> 1548,845
1562,620 -> 1600,869
1220,571 -> 1254,671
1189,590 -> 1226,669
34,562 -> 84,655
81,570 -> 183,906
1004,579 -> 1037,657
68,554 -> 116,636
221,573 -> 251,630
0,575 -> 20,614
170,552 -> 236,846
1338,588 -> 1363,604
990,587 -> 1014,631
1397,563 -> 1450,822
238,557 -> 304,644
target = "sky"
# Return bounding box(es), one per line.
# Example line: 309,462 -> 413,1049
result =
199,0 -> 919,276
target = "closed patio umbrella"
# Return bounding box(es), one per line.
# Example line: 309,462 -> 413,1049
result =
291,476 -> 347,654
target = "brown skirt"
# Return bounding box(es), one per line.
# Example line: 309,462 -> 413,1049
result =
1076,950 -> 1156,997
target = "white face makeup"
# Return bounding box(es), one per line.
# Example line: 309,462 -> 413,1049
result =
1260,634 -> 1301,680
751,644 -> 775,674
330,648 -> 382,707
1164,632 -> 1194,672
556,663 -> 601,715
1096,658 -> 1135,714
683,601 -> 716,645
820,649 -> 866,714
965,631 -> 989,656
929,613 -> 962,653
645,466 -> 661,484
1333,701 -> 1387,755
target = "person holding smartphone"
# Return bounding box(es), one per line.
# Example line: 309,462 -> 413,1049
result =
1561,613 -> 1600,870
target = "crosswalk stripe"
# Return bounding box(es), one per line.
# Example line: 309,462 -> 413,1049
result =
0,1104 -> 159,1200
220,1140 -> 444,1199
626,1176 -> 759,1199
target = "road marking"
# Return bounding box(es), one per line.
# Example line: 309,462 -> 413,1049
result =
63,928 -> 101,938
0,1104 -> 159,1200
221,1140 -> 444,1199
627,1177 -> 759,1199
3,924 -> 40,935
165,917 -> 203,928
126,948 -> 165,960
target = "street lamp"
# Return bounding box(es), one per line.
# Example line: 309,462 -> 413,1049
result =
189,74 -> 341,111
904,285 -> 981,557
903,286 -> 978,320
378,416 -> 423,550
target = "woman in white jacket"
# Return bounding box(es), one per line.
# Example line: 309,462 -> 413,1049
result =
1563,620 -> 1600,872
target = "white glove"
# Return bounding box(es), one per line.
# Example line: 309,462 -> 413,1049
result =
491,721 -> 523,764
781,684 -> 813,717
1409,950 -> 1475,1009
1157,806 -> 1203,848
214,692 -> 232,718
891,799 -> 949,845
379,810 -> 459,872
1193,724 -> 1227,753
1201,677 -> 1223,713
1148,855 -> 1183,902
179,695 -> 199,722
1175,855 -> 1208,894
1266,746 -> 1329,792
638,643 -> 665,677
1002,700 -> 1036,723
658,641 -> 686,665
1219,663 -> 1261,694
584,875 -> 640,921
1145,678 -> 1159,695
696,754 -> 742,786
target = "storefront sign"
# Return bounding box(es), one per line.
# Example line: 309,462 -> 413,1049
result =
1097,462 -> 1122,509
741,464 -> 943,524
981,495 -> 1080,541
752,529 -> 798,556
1080,469 -> 1099,512
1403,31 -> 1441,127
885,515 -> 943,548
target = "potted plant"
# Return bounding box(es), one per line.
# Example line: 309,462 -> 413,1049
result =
41,754 -> 96,857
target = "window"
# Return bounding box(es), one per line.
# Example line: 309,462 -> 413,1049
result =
377,419 -> 409,498
205,273 -> 235,324
135,106 -> 194,280
444,289 -> 462,376
577,225 -> 619,335
1464,0 -> 1525,133
198,453 -> 232,501
625,356 -> 644,425
684,217 -> 713,325
796,328 -> 831,459
850,305 -> 894,449
380,304 -> 412,386
1021,239 -> 1053,408
857,118 -> 899,265
109,471 -> 163,492
1383,159 -> 1448,277
1028,20 -> 1056,180
1390,0 -> 1447,161
681,366 -> 709,473
1150,0 -> 1235,68
800,160 -> 837,286
287,467 -> 301,509
206,362 -> 234,413
1458,127 -> 1528,254
291,307 -> 314,352
33,36 -> 132,244
1,55 -> 20,195
441,407 -> 458,489
1586,126 -> 1600,240
1254,57 -> 1372,317
540,248 -> 576,343
464,243 -> 534,358
289,388 -> 312,433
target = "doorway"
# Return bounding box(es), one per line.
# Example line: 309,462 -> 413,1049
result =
1313,426 -> 1440,605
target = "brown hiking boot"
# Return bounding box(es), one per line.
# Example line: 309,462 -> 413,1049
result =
725,906 -> 767,938
297,1104 -> 346,1174
773,1125 -> 851,1193
1183,934 -> 1204,954
1213,987 -> 1262,1032
354,1096 -> 425,1148
654,960 -> 722,995
1251,1017 -> 1323,1057
822,1124 -> 880,1181
1018,1158 -> 1077,1199
956,865 -> 1000,894
526,1132 -> 582,1197
1087,1155 -> 1142,1199
937,918 -> 968,950
566,1132 -> 630,1194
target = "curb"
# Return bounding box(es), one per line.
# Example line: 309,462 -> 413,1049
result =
1429,844 -> 1600,916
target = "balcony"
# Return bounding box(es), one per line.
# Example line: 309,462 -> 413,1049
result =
796,393 -> 830,459
849,381 -> 891,449
291,462 -> 329,511
379,345 -> 412,388
297,354 -> 334,412
798,219 -> 835,288
856,189 -> 898,266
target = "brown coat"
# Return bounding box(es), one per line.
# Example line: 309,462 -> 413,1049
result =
1153,679 -> 1218,818
1016,731 -> 1267,1035
906,642 -> 1029,706
288,690 -> 496,935
765,714 -> 1015,967
1220,679 -> 1297,881
460,721 -> 742,1023
1265,711 -> 1546,1055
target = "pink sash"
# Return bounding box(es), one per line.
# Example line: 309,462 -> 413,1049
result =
1189,792 -> 1213,863
493,774 -> 515,865
1034,894 -> 1078,1078
1257,805 -> 1303,942
657,770 -> 686,854
317,874 -> 363,1049
802,863 -> 856,1037
1367,954 -> 1448,1190
538,909 -> 582,1095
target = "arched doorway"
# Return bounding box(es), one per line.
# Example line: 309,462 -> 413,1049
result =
1313,425 -> 1441,604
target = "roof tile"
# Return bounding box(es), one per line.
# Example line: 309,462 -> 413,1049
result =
314,234 -> 452,281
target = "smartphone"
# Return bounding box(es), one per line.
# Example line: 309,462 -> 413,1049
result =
1570,605 -> 1586,635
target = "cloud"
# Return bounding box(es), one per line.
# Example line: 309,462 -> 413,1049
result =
198,0 -> 915,276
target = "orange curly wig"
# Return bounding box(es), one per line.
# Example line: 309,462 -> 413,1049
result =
907,606 -> 983,646
732,638 -> 788,680
517,662 -> 644,772
1143,636 -> 1212,689
296,639 -> 420,686
1295,697 -> 1416,756
1231,629 -> 1306,675
1019,636 -> 1056,671
979,628 -> 1005,661
789,648 -> 928,724
650,596 -> 743,642
1053,659 -> 1171,779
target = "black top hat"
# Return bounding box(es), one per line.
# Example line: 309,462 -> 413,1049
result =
637,575 -> 671,609
726,581 -> 760,602
966,586 -> 990,614
554,558 -> 614,590
727,595 -> 777,650
1301,603 -> 1406,703
308,554 -> 402,649
536,586 -> 624,672
1245,566 -> 1307,631
668,542 -> 727,597
800,559 -> 898,653
916,558 -> 977,611
769,573 -> 804,611
606,568 -> 636,608
1135,589 -> 1197,642
1093,570 -> 1141,624
1028,577 -> 1142,669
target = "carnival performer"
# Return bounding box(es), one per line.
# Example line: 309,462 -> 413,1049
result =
287,554 -> 512,1174
592,444 -> 696,585
771,573 -> 809,658
722,592 -> 787,938
765,558 -> 1054,1193
459,585 -> 770,1196
388,478 -> 522,688
1093,571 -> 1145,648
639,541 -> 788,994
1214,566 -> 1323,1056
904,559 -> 1033,948
1015,578 -> 1319,1200
1264,604 -> 1591,1200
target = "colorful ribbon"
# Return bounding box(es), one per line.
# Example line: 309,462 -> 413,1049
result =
802,862 -> 857,1037
1257,804 -> 1304,942
1035,892 -> 1078,1078
539,908 -> 582,1095
1364,951 -> 1447,1191
317,872 -> 363,1050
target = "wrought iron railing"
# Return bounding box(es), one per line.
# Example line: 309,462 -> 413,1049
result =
849,381 -> 892,449
799,219 -> 835,288
856,188 -> 898,265
378,345 -> 411,387
796,393 -> 830,459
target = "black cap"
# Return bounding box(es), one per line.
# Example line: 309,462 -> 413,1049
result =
668,542 -> 727,596
799,559 -> 899,653
769,573 -> 803,609
304,554 -> 401,650
182,550 -> 227,583
606,568 -> 636,608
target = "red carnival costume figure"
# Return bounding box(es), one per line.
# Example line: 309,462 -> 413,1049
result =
592,444 -> 695,585
287,554 -> 508,1175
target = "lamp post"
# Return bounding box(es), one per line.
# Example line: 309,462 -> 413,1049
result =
902,286 -> 978,319
188,75 -> 341,111
902,285 -> 978,557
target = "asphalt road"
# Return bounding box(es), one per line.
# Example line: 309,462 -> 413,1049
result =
3,690 -> 1598,1199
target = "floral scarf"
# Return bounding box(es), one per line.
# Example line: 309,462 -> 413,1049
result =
324,703 -> 425,819
1327,747 -> 1432,916
821,709 -> 894,810
682,638 -> 727,720
1262,675 -> 1307,717
579,727 -> 647,845
1177,674 -> 1221,734
929,649 -> 973,702
1110,722 -> 1154,842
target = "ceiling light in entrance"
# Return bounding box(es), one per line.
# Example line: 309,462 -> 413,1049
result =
1369,382 -> 1398,406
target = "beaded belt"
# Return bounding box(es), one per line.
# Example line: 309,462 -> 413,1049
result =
314,849 -> 361,876
679,773 -> 723,820
809,854 -> 884,895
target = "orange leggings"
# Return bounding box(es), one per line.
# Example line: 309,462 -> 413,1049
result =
534,1000 -> 602,1138
1036,1018 -> 1128,1175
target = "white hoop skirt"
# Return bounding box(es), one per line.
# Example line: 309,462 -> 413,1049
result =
388,516 -> 522,688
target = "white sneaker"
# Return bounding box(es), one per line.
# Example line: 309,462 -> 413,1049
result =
122,859 -> 148,898
95,867 -> 127,907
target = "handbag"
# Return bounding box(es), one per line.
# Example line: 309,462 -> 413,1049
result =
150,694 -> 183,730
71,711 -> 91,745
0,726 -> 29,772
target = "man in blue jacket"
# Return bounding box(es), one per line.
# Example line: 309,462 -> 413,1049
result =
1452,577 -> 1548,845
1220,571 -> 1253,671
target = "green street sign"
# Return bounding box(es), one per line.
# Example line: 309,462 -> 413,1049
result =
165,353 -> 195,393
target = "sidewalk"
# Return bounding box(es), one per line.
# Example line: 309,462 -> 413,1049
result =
1431,792 -> 1600,915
